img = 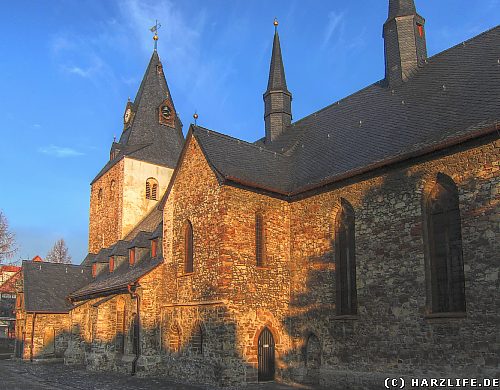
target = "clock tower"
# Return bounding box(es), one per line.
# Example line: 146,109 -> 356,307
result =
88,48 -> 184,254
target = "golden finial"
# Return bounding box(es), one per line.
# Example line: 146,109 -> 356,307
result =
273,17 -> 279,30
193,111 -> 199,126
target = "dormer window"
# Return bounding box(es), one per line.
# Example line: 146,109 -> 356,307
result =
109,257 -> 115,273
151,239 -> 158,258
129,248 -> 135,266
92,263 -> 97,278
417,23 -> 424,37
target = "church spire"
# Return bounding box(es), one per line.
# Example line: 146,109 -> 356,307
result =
383,0 -> 427,87
263,18 -> 292,143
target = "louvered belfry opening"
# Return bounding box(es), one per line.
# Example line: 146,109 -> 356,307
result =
258,327 -> 275,382
256,213 -> 265,267
184,221 -> 194,273
426,173 -> 466,313
191,323 -> 203,355
146,178 -> 158,200
335,199 -> 357,315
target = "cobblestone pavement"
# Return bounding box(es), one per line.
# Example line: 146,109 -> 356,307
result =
0,359 -> 319,390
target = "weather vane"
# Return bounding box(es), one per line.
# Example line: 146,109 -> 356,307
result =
150,20 -> 162,51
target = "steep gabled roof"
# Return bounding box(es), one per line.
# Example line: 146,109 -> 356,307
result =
91,51 -> 184,184
22,261 -> 92,313
194,26 -> 500,197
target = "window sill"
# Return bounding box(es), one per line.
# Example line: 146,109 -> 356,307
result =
178,272 -> 194,277
424,311 -> 466,320
331,314 -> 358,321
255,266 -> 270,270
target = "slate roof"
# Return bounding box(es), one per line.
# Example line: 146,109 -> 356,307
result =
69,250 -> 162,300
194,26 -> 500,197
80,253 -> 96,267
91,50 -> 184,184
22,261 -> 92,313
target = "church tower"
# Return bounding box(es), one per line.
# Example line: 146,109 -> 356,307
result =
88,43 -> 184,254
383,0 -> 427,87
263,19 -> 292,143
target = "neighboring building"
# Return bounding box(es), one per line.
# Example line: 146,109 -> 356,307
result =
14,261 -> 92,359
16,1 -> 499,388
0,265 -> 21,339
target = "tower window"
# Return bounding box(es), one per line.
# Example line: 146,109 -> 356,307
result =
255,213 -> 266,267
146,178 -> 159,200
335,199 -> 357,316
425,173 -> 465,313
184,221 -> 194,273
97,188 -> 103,205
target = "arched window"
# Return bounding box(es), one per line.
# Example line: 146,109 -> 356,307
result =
191,323 -> 203,355
115,299 -> 126,354
146,178 -> 159,200
425,173 -> 465,313
255,213 -> 266,267
109,180 -> 116,198
97,188 -> 103,205
335,199 -> 357,315
169,324 -> 181,353
184,221 -> 194,273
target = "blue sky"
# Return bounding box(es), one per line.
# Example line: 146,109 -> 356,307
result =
0,0 -> 498,264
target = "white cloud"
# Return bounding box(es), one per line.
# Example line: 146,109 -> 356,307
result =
322,11 -> 345,49
39,145 -> 84,158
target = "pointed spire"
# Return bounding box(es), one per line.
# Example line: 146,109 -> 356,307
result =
263,18 -> 292,143
111,49 -> 183,169
266,21 -> 289,93
388,0 -> 417,20
383,0 -> 427,87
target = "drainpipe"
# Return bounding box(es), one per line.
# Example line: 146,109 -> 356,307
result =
128,284 -> 140,375
29,313 -> 36,362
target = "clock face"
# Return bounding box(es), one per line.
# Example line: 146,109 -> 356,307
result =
124,109 -> 131,123
161,105 -> 172,119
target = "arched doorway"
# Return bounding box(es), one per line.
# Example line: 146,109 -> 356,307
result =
305,334 -> 321,385
258,327 -> 275,381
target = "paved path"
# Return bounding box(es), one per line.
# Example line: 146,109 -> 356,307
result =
0,359 -> 319,390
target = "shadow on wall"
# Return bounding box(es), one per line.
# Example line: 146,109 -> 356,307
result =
278,148 -> 499,388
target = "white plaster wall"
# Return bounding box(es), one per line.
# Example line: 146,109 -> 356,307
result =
121,158 -> 173,238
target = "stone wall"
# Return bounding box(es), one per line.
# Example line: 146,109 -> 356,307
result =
159,135 -> 498,388
89,160 -> 124,254
17,312 -> 70,360
286,137 -> 500,388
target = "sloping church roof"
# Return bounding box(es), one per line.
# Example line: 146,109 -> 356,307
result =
192,26 -> 500,197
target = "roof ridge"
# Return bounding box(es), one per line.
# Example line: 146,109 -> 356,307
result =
193,125 -> 290,159
425,24 -> 500,64
23,260 -> 85,268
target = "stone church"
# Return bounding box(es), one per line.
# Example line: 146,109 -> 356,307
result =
15,1 -> 499,388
